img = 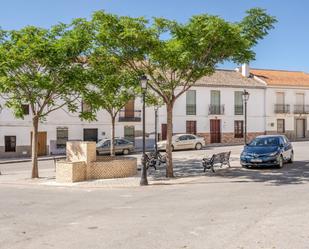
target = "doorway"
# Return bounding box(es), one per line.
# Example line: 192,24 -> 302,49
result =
210,119 -> 221,143
124,99 -> 135,118
83,128 -> 98,142
296,119 -> 305,138
124,126 -> 135,144
30,131 -> 47,156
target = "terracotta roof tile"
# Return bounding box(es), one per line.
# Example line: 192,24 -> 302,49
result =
195,69 -> 266,88
251,69 -> 309,87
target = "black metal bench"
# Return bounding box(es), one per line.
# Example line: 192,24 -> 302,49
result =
202,151 -> 231,172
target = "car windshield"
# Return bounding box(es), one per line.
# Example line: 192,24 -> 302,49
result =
249,137 -> 280,146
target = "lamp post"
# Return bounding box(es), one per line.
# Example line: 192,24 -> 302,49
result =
242,89 -> 250,145
154,106 -> 159,152
140,75 -> 148,186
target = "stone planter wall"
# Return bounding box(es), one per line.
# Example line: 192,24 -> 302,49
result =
56,142 -> 137,183
90,157 -> 137,180
56,161 -> 86,183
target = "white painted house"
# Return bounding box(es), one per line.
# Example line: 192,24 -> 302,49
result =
251,69 -> 309,140
1,66 -> 309,158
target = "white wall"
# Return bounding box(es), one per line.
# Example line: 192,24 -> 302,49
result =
157,86 -> 265,134
265,87 -> 309,132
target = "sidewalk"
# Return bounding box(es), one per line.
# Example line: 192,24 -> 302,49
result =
0,155 -> 66,164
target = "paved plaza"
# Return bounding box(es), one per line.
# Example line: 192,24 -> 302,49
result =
1,142 -> 309,249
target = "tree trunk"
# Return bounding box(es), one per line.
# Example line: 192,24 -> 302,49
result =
166,102 -> 174,177
110,115 -> 116,156
31,116 -> 39,178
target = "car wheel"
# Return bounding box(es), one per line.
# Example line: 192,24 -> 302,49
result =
171,145 -> 174,151
195,143 -> 202,150
122,149 -> 130,155
96,151 -> 99,156
288,151 -> 294,163
277,155 -> 284,168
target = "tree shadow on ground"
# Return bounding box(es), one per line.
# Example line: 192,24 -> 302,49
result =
149,157 -> 309,186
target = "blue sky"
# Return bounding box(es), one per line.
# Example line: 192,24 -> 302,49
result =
1,0 -> 308,72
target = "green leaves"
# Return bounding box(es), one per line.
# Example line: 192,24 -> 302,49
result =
239,8 -> 277,47
92,8 -> 276,105
0,19 -> 93,120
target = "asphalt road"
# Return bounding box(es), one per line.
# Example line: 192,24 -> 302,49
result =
1,142 -> 309,249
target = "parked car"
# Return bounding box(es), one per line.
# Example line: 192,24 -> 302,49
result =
240,135 -> 294,168
156,134 -> 205,151
96,138 -> 134,155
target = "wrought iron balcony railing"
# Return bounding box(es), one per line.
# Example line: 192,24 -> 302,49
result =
274,104 -> 290,114
118,110 -> 142,122
209,104 -> 225,115
294,105 -> 309,114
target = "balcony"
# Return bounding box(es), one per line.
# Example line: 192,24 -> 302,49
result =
234,105 -> 244,115
209,104 -> 225,115
274,104 -> 290,114
294,105 -> 309,114
118,110 -> 142,122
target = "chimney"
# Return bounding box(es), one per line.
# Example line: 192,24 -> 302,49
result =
241,63 -> 250,78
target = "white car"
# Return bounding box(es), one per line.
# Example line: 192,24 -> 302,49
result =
157,134 -> 205,151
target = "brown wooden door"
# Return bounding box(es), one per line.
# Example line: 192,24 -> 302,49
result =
31,132 -> 47,156
125,99 -> 135,118
210,119 -> 221,143
186,121 -> 197,135
161,124 -> 167,140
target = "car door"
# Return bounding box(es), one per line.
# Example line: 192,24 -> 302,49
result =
186,135 -> 197,149
100,140 -> 111,154
174,135 -> 187,150
178,135 -> 193,150
282,136 -> 292,160
279,137 -> 289,160
116,139 -> 126,153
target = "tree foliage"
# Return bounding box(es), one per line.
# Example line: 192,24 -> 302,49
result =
91,8 -> 277,177
0,19 -> 93,177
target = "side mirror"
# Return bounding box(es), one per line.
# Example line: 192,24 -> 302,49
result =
175,139 -> 180,142
279,144 -> 284,148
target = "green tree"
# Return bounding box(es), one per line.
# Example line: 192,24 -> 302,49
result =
0,19 -> 93,178
92,9 -> 276,177
87,51 -> 139,156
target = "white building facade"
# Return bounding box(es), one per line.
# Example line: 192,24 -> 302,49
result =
1,67 -> 309,158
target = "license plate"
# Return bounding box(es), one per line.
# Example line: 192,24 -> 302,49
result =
251,159 -> 262,163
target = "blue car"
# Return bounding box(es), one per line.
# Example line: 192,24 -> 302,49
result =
240,135 -> 294,168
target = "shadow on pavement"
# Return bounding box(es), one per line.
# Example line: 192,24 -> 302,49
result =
149,157 -> 309,186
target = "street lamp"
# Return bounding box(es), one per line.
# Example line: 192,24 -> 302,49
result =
140,75 -> 148,186
242,89 -> 250,145
154,106 -> 159,152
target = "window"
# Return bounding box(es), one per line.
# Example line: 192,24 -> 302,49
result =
5,136 -> 16,152
117,139 -> 130,145
178,135 -> 187,141
187,135 -> 196,140
234,91 -> 243,115
211,90 -> 220,106
277,119 -> 285,133
186,90 -> 196,115
56,128 -> 68,149
81,101 -> 91,113
234,121 -> 244,138
186,120 -> 197,135
210,90 -> 221,114
276,92 -> 285,105
22,104 -> 30,115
